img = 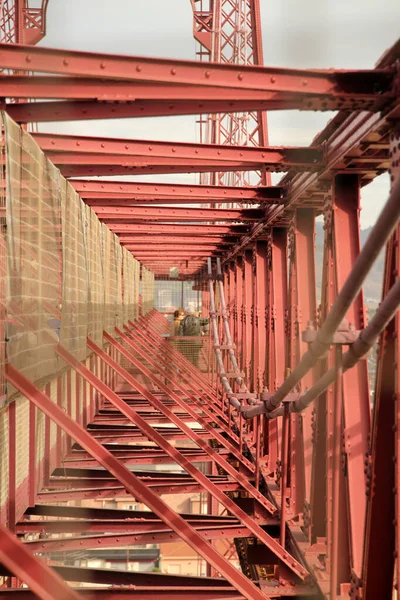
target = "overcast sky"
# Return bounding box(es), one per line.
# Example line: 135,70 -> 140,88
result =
38,0 -> 400,228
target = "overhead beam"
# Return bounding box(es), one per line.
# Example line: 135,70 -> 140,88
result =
0,75 -> 301,99
58,162 -> 266,177
5,363 -> 268,600
90,206 -> 261,222
120,237 -> 237,245
2,98 -> 314,123
34,132 -> 323,166
0,43 -> 392,98
107,223 -> 248,235
72,179 -> 283,202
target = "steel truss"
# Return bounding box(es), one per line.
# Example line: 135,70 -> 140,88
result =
0,3 -> 400,599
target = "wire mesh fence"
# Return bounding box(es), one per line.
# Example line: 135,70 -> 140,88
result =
1,112 -> 152,401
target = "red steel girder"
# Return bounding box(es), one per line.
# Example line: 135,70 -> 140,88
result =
5,363 -> 270,600
0,522 -> 80,600
36,482 -> 242,502
57,162 -> 267,178
133,255 -> 218,260
0,591 -> 242,600
0,75 -> 307,99
22,503 -> 240,523
33,132 -> 323,167
91,332 -> 309,577
72,179 -> 283,202
106,223 -> 248,234
120,236 -> 237,245
0,564 -> 241,598
3,97 -> 316,123
85,339 -> 261,494
126,245 -> 223,252
223,44 -> 400,261
24,524 -> 251,554
0,43 -> 393,97
3,75 -> 386,111
92,206 -> 263,221
18,517 -> 247,534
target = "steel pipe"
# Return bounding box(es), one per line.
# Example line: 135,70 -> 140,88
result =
244,274 -> 400,419
245,177 -> 400,418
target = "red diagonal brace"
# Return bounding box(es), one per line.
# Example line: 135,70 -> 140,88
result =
5,363 -> 266,600
124,323 -> 240,449
0,520 -> 80,600
94,332 -> 308,579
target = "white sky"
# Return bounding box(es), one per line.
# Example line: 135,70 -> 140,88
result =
38,0 -> 400,228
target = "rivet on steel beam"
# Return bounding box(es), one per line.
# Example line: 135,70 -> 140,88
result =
101,143 -> 105,148
26,55 -> 32,63
205,71 -> 211,78
100,62 -> 106,69
136,65 -> 142,72
171,68 -> 176,75
270,76 -> 276,83
237,73 -> 243,80
302,79 -> 308,86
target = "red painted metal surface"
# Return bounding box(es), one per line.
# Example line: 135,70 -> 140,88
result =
1,7 -> 400,600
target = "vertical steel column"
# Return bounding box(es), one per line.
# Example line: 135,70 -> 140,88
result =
28,401 -> 36,507
330,346 -> 343,600
242,249 -> 253,383
250,247 -> 257,392
228,261 -> 236,343
253,241 -> 268,392
8,401 -> 16,531
331,174 -> 370,580
235,256 -> 244,369
362,135 -> 400,599
312,191 -> 349,586
286,210 -> 317,518
265,229 -> 287,472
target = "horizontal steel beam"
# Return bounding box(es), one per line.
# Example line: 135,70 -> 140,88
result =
133,254 -> 218,258
0,591 -> 242,600
0,43 -> 392,96
223,46 -> 400,260
34,132 -> 323,166
24,524 -> 250,553
3,97 -> 311,123
0,522 -> 80,600
72,179 -> 283,201
0,562 -> 234,588
18,517 -> 247,534
120,236 -> 237,245
0,75 -> 302,99
5,363 -> 263,600
22,504 -> 237,523
106,223 -> 248,234
126,245 -> 223,252
3,76 -> 387,112
58,162 -> 266,177
92,206 -> 263,221
84,195 -> 276,206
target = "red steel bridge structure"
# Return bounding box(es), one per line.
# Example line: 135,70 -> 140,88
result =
0,1 -> 400,599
